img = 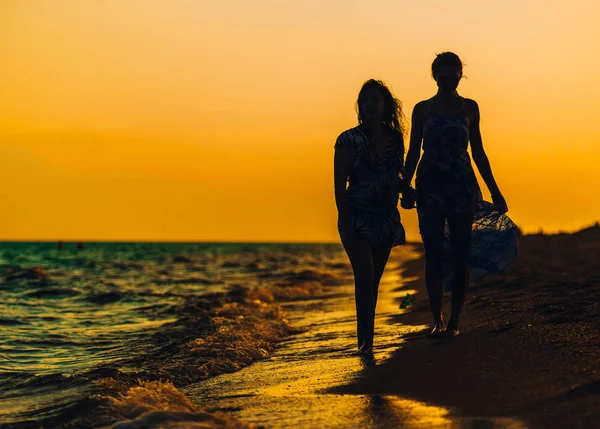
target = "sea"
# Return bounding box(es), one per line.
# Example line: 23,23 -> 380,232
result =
0,241 -> 356,428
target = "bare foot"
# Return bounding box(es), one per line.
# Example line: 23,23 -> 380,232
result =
426,319 -> 446,340
445,319 -> 460,338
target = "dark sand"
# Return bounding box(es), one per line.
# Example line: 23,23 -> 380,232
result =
334,227 -> 600,428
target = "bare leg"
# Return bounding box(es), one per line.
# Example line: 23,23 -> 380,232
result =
344,239 -> 376,352
418,207 -> 446,338
371,245 -> 392,313
446,210 -> 474,336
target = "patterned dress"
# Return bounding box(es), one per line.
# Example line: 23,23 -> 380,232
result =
416,98 -> 518,289
416,97 -> 481,214
335,125 -> 406,249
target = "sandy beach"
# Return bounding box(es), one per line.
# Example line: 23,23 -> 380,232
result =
335,226 -> 600,428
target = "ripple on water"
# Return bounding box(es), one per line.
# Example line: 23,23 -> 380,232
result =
0,242 -> 353,427
25,287 -> 81,299
0,318 -> 28,326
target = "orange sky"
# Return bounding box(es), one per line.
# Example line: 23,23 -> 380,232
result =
1,0 -> 599,242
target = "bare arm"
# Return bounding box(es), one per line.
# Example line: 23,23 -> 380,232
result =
334,146 -> 356,228
467,99 -> 502,197
402,101 -> 426,192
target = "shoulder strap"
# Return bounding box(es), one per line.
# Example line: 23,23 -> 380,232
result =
458,96 -> 471,122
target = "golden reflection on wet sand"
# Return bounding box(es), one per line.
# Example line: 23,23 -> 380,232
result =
184,246 -> 527,428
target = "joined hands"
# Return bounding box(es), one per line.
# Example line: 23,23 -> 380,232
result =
401,185 -> 417,210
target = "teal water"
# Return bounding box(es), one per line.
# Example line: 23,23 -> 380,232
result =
0,242 -> 350,428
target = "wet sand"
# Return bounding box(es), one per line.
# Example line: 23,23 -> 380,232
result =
334,227 -> 600,428
184,246 -> 525,428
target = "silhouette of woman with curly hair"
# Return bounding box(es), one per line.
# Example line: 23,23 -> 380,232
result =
334,79 -> 407,358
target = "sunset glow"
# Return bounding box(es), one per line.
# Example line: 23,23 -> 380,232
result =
2,0 -> 599,241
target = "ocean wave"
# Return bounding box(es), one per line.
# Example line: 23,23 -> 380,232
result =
1,265 -> 55,288
119,285 -> 294,385
25,287 -> 81,298
96,381 -> 254,429
37,279 -> 340,428
83,291 -> 129,305
0,242 -> 349,428
154,277 -> 212,285
0,318 -> 27,326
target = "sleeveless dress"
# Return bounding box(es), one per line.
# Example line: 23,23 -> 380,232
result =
415,97 -> 481,213
414,97 -> 518,289
335,125 -> 406,249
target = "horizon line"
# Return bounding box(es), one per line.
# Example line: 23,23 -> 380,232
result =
0,239 -> 345,245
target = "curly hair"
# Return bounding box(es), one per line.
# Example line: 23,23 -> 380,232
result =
355,79 -> 406,138
431,52 -> 464,80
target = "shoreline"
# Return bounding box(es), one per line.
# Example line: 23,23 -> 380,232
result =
7,233 -> 599,428
333,230 -> 600,428
183,245 -> 525,428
